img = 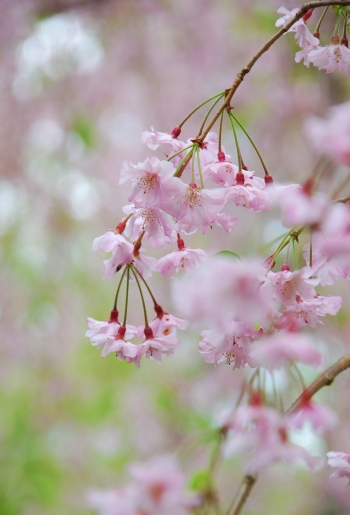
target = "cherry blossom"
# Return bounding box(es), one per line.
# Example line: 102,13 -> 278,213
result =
199,320 -> 258,368
276,7 -> 319,48
135,326 -> 181,364
277,294 -> 342,330
288,399 -> 337,431
161,178 -> 227,234
327,452 -> 350,485
174,256 -> 274,330
223,398 -> 319,472
305,101 -> 350,165
307,36 -> 350,73
142,126 -> 186,156
250,331 -> 323,370
225,170 -> 272,212
87,324 -> 138,360
266,266 -> 318,306
119,157 -> 175,209
277,184 -> 330,227
93,232 -> 134,275
136,306 -> 189,338
123,205 -> 174,248
156,246 -> 207,278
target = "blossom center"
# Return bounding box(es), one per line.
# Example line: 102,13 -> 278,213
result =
137,173 -> 158,193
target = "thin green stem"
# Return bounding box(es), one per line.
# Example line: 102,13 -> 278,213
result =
218,112 -> 224,153
132,265 -> 158,305
191,147 -> 196,183
197,148 -> 205,188
334,12 -> 342,35
227,111 -> 242,172
230,113 -> 269,175
178,92 -> 224,128
131,266 -> 149,327
174,147 -> 195,177
315,6 -> 329,32
292,238 -> 297,270
342,10 -> 348,37
123,266 -> 131,326
198,94 -> 224,136
309,229 -> 313,267
167,144 -> 194,162
113,266 -> 127,310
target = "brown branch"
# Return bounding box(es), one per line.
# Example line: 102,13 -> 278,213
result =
228,353 -> 350,515
198,0 -> 350,142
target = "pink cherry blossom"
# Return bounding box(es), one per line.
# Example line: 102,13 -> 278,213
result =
276,7 -> 319,48
142,126 -> 186,156
161,178 -> 227,234
305,101 -> 350,165
277,184 -> 330,227
174,256 -> 274,330
140,332 -> 180,363
307,40 -> 350,74
266,266 -> 318,306
205,159 -> 239,186
123,204 -> 174,248
136,306 -> 189,338
199,320 -> 258,368
87,323 -> 139,360
327,452 -> 350,485
224,399 -> 319,472
93,232 -> 134,275
128,455 -> 194,515
119,157 -> 175,209
155,247 -> 207,278
288,400 -> 337,431
277,294 -> 342,330
250,331 -> 323,370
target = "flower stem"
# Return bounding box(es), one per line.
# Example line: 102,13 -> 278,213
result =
198,94 -> 225,136
196,148 -> 205,188
229,113 -> 270,175
132,265 -> 158,306
167,144 -> 194,162
218,112 -> 224,153
123,266 -> 130,326
113,266 -> 127,310
174,148 -> 195,178
315,6 -> 329,33
131,266 -> 149,327
227,111 -> 242,172
178,92 -> 224,128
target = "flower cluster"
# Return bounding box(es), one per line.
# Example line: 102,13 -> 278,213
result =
277,6 -> 350,74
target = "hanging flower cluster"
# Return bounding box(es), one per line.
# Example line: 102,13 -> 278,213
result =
87,3 -> 350,514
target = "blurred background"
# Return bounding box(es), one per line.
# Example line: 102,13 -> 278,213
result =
1,0 -> 350,514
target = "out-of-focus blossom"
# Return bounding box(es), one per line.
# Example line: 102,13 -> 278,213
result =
199,319 -> 258,368
87,455 -> 195,515
223,398 -> 319,472
303,203 -> 350,285
119,157 -> 175,209
288,399 -> 337,431
305,101 -> 350,165
250,331 -> 323,370
327,452 -> 350,485
174,256 -> 274,330
277,185 -> 330,227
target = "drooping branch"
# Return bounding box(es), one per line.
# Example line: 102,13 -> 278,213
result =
228,353 -> 350,515
198,0 -> 350,142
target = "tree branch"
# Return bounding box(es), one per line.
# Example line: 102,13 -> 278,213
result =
198,0 -> 350,141
228,353 -> 350,515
